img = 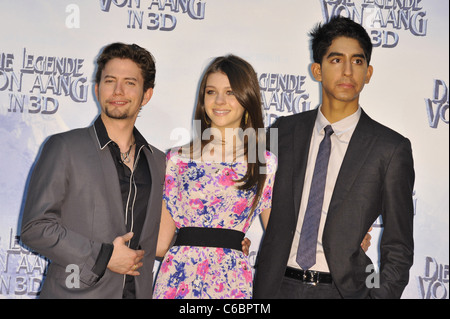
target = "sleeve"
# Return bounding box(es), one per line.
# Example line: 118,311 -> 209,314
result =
162,151 -> 181,223
254,151 -> 278,214
20,134 -> 107,286
370,137 -> 415,299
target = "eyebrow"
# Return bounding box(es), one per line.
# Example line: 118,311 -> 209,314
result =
103,75 -> 138,81
326,52 -> 367,60
205,85 -> 232,89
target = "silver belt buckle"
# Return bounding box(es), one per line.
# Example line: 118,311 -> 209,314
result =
304,270 -> 317,286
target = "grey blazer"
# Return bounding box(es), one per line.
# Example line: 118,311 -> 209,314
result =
21,123 -> 165,298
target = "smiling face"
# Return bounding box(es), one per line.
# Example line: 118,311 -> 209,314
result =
204,71 -> 245,135
312,36 -> 373,116
95,57 -> 153,123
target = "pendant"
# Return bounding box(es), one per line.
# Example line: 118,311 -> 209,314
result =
120,144 -> 133,163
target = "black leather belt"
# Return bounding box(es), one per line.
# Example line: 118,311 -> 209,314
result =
174,227 -> 245,251
285,267 -> 333,285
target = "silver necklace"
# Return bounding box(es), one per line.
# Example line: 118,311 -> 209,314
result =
120,143 -> 135,164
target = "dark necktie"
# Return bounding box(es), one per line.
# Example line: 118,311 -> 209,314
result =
296,125 -> 334,270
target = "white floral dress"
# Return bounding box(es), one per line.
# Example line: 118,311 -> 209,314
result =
153,148 -> 277,299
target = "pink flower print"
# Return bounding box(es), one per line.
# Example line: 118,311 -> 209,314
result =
232,198 -> 248,216
182,246 -> 190,253
177,282 -> 190,298
196,259 -> 210,279
218,168 -> 238,186
216,248 -> 225,263
230,289 -> 246,299
214,282 -> 224,293
189,198 -> 204,210
165,175 -> 175,196
177,160 -> 189,174
164,287 -> 177,299
263,185 -> 273,201
210,197 -> 221,206
161,255 -> 173,273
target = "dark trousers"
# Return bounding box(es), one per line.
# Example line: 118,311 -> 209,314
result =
275,276 -> 343,299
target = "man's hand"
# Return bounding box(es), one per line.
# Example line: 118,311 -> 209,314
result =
241,237 -> 251,256
107,232 -> 145,276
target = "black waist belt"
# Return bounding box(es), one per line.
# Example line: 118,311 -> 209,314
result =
285,266 -> 333,284
174,227 -> 245,251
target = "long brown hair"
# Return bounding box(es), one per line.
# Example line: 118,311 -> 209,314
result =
194,55 -> 266,214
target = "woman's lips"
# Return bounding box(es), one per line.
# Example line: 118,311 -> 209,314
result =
212,109 -> 231,116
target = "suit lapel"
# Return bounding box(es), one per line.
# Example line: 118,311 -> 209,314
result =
292,111 -> 317,217
139,147 -> 163,242
89,126 -> 127,233
328,110 -> 377,216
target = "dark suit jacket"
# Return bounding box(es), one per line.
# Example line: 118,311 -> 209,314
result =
253,109 -> 415,299
21,123 -> 165,298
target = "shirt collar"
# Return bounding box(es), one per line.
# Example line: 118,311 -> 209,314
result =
316,106 -> 361,142
93,115 -> 153,152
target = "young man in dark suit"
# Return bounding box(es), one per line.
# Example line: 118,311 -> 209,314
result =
254,16 -> 415,299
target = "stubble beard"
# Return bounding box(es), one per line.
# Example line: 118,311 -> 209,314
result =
104,107 -> 129,120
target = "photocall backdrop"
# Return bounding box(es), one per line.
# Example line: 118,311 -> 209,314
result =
0,0 -> 448,299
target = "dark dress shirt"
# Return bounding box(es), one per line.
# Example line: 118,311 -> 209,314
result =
93,116 -> 152,298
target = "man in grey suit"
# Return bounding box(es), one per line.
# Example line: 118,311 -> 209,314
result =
20,43 -> 166,298
254,17 -> 415,298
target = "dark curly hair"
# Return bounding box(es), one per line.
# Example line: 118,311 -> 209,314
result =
95,42 -> 156,91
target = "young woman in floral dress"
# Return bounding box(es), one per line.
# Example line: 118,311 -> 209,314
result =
152,55 -> 277,299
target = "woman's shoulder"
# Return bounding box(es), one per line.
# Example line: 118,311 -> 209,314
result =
166,147 -> 180,162
165,145 -> 192,162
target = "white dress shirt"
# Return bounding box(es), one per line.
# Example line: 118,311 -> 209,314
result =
287,106 -> 361,272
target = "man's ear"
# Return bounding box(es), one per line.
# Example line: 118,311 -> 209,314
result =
94,83 -> 99,100
141,88 -> 154,106
365,65 -> 374,84
311,63 -> 322,81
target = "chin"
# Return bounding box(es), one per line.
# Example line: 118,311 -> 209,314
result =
105,109 -> 128,120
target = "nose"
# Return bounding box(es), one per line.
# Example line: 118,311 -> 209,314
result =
343,60 -> 353,77
215,92 -> 226,105
113,81 -> 124,95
